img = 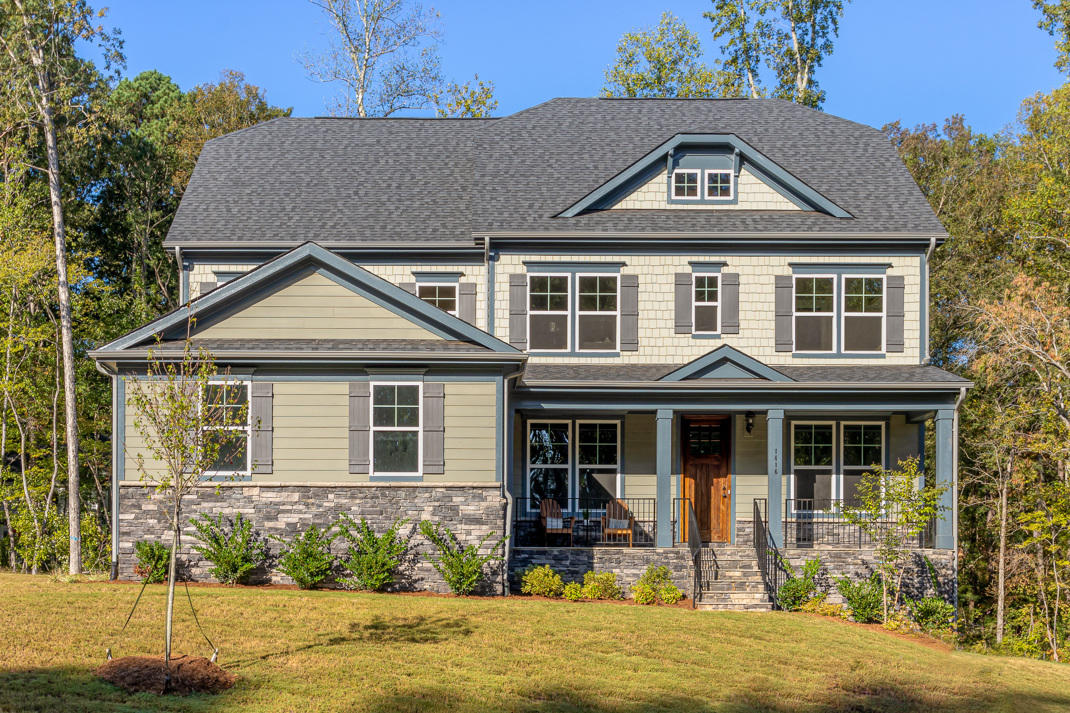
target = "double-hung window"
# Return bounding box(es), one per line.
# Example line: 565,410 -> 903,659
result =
794,276 -> 836,352
417,283 -> 457,316
202,380 -> 250,476
371,383 -> 421,476
527,421 -> 571,509
577,422 -> 619,507
672,169 -> 700,199
528,275 -> 570,351
693,274 -> 720,334
841,423 -> 885,507
842,276 -> 884,353
576,275 -> 618,351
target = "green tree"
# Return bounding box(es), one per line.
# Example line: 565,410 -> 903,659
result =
603,12 -> 728,98
1035,0 -> 1070,73
435,75 -> 497,118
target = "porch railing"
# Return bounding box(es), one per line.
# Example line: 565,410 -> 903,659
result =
753,498 -> 787,610
783,499 -> 935,549
675,498 -> 703,609
511,497 -> 656,547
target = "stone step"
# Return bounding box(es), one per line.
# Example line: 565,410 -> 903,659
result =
701,583 -> 767,595
707,569 -> 763,580
696,601 -> 774,612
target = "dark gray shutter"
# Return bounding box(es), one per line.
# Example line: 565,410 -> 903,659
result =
508,274 -> 527,349
775,275 -> 794,352
422,382 -> 445,475
348,382 -> 371,474
250,382 -> 273,474
458,282 -> 476,324
721,273 -> 740,334
620,274 -> 639,351
674,273 -> 692,334
400,282 -> 416,295
886,275 -> 905,353
198,281 -> 216,296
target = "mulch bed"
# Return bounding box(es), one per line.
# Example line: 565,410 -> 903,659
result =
96,655 -> 236,695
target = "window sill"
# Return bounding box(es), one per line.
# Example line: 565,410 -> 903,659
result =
528,351 -> 621,358
369,474 -> 424,482
203,474 -> 252,482
692,333 -> 722,340
791,352 -> 887,359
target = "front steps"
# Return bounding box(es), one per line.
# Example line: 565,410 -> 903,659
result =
694,545 -> 774,611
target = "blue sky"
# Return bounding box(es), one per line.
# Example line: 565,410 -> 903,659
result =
90,0 -> 1063,134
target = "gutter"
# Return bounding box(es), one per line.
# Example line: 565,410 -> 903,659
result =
518,380 -> 974,391
500,367 -> 525,596
476,230 -> 949,242
88,349 -> 528,363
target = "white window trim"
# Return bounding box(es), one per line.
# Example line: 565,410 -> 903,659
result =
369,381 -> 423,478
527,273 -> 571,353
671,169 -> 701,200
575,273 -> 620,352
692,273 -> 721,335
575,419 -> 622,511
201,378 -> 251,478
840,274 -> 886,354
792,274 -> 837,354
839,421 -> 886,503
416,282 -> 459,317
788,421 -> 836,511
704,169 -> 734,201
526,419 -> 573,511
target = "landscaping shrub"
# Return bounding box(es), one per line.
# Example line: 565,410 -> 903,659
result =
776,556 -> 821,611
521,564 -> 564,597
563,581 -> 583,601
631,564 -> 683,605
580,571 -> 623,600
271,524 -> 337,590
835,572 -> 884,623
336,515 -> 409,591
133,541 -> 170,584
190,512 -> 267,585
418,521 -> 506,595
799,595 -> 847,619
907,596 -> 955,634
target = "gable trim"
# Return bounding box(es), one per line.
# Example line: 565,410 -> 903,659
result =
97,242 -> 519,354
659,345 -> 795,383
558,133 -> 852,219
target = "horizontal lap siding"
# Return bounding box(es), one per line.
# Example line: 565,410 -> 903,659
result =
122,382 -> 166,481
269,382 -> 349,480
196,272 -> 441,341
734,414 -> 769,520
440,380 -> 497,483
622,413 -> 656,498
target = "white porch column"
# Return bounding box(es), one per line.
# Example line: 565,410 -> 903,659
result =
766,409 -> 784,548
655,409 -> 673,548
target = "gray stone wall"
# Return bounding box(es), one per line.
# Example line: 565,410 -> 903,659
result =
508,547 -> 694,598
779,547 -> 956,604
117,483 -> 507,594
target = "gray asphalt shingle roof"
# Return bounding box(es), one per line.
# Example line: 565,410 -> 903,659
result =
520,363 -> 968,386
164,98 -> 945,248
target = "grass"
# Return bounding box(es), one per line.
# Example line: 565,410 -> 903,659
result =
0,573 -> 1068,713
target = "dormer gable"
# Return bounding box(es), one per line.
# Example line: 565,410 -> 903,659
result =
559,133 -> 852,218
659,345 -> 794,382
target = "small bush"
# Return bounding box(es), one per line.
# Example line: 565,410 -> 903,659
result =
521,564 -> 564,597
777,556 -> 821,611
835,572 -> 883,623
133,541 -> 170,584
907,596 -> 955,634
580,571 -> 623,600
563,581 -> 583,601
190,512 -> 267,585
799,595 -> 847,619
632,565 -> 682,605
419,521 -> 506,596
271,524 -> 337,590
336,515 -> 409,591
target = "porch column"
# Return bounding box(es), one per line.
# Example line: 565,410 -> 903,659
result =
933,409 -> 956,550
655,409 -> 673,548
766,409 -> 784,549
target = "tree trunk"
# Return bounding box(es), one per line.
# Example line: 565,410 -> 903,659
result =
165,497 -> 180,685
995,478 -> 1008,644
20,17 -> 81,575
1,500 -> 15,569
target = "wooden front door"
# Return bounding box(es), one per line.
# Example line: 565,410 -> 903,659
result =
682,416 -> 732,543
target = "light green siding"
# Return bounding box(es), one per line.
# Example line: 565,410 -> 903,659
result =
439,380 -> 497,483
622,413 -> 656,498
196,271 -> 442,341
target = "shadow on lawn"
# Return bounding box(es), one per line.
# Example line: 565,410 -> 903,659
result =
0,665 -> 220,712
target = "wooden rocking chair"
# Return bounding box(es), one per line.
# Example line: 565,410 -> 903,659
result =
601,498 -> 635,547
539,499 -> 574,546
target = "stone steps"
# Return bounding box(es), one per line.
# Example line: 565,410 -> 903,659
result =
694,544 -> 773,611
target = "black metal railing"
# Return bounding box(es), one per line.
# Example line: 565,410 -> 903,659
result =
783,499 -> 935,549
511,497 -> 657,547
753,498 -> 787,610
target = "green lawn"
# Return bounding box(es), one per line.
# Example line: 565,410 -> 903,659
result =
0,573 -> 1067,713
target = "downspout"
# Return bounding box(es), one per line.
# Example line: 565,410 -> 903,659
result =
500,367 -> 524,595
484,237 -> 495,335
175,246 -> 187,305
923,236 -> 936,365
95,362 -> 120,580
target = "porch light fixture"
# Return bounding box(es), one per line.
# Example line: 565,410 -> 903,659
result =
745,411 -> 755,435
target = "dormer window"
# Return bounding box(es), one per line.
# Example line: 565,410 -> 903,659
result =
706,170 -> 733,200
672,170 -> 700,199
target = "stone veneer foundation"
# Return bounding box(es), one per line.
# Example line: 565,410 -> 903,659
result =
508,547 -> 694,599
117,482 -> 507,594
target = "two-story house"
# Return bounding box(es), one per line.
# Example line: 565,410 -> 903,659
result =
91,98 -> 969,608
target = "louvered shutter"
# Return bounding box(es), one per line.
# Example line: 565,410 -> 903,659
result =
721,273 -> 740,334
250,382 -> 273,475
348,382 -> 371,474
674,273 -> 692,334
774,275 -> 794,352
422,382 -> 445,475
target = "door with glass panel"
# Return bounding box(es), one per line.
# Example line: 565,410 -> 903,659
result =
682,416 -> 731,543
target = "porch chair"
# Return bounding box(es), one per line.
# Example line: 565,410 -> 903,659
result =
539,499 -> 574,546
601,498 -> 635,547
